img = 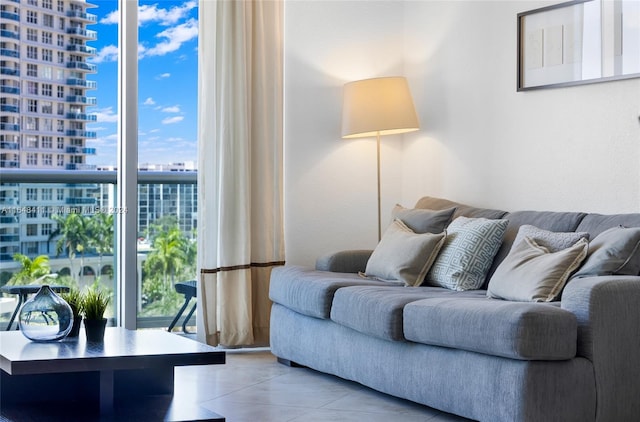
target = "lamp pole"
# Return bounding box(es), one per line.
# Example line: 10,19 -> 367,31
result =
376,131 -> 382,241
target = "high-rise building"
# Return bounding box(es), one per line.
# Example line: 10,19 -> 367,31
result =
0,0 -> 98,261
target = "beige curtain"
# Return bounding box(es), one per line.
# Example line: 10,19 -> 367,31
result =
197,0 -> 284,347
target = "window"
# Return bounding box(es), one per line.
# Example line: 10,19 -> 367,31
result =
57,1 -> 63,12
42,119 -> 53,132
41,66 -> 53,80
28,0 -> 37,5
27,64 -> 37,77
25,136 -> 38,149
42,32 -> 52,44
43,14 -> 54,28
42,224 -> 53,236
43,0 -> 52,9
56,188 -> 65,201
27,46 -> 37,60
28,100 -> 38,113
26,225 -> 38,237
27,11 -> 37,25
27,82 -> 38,95
58,51 -> 65,64
27,29 -> 38,42
57,155 -> 65,167
42,49 -> 53,62
57,86 -> 64,98
42,207 -> 52,218
25,118 -> 38,131
57,103 -> 64,115
57,34 -> 64,47
42,136 -> 53,149
57,120 -> 64,133
25,242 -> 38,255
42,84 -> 52,97
57,137 -> 64,149
59,18 -> 65,30
43,153 -> 53,166
26,188 -> 37,201
26,154 -> 38,166
42,101 -> 53,114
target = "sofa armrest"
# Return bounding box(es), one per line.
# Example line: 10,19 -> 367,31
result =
315,250 -> 373,273
561,275 -> 640,421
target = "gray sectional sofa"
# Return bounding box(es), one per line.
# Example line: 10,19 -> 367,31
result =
269,196 -> 640,422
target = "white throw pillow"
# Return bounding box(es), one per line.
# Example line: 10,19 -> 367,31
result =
363,219 -> 447,287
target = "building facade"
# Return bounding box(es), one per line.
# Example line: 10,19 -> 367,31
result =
0,0 -> 98,261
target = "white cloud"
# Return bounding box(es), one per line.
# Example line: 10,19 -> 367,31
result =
93,107 -> 118,123
139,18 -> 198,58
143,97 -> 156,106
157,73 -> 171,79
161,106 -> 181,113
139,1 -> 197,26
162,116 -> 184,125
91,45 -> 118,63
100,1 -> 197,26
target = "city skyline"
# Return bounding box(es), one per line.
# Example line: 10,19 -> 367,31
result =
87,0 -> 198,168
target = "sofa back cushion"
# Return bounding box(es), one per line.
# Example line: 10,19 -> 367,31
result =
414,196 -> 506,220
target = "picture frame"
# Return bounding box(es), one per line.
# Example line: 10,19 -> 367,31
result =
517,0 -> 640,91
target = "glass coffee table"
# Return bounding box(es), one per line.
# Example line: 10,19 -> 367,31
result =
0,327 -> 225,421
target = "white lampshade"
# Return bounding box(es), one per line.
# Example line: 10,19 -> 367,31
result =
341,76 -> 420,139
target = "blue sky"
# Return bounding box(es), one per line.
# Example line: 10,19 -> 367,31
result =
87,1 -> 198,167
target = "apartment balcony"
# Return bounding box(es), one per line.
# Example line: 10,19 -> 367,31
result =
0,216 -> 18,224
65,27 -> 97,40
65,146 -> 96,154
67,78 -> 97,89
0,48 -> 18,58
0,86 -> 18,95
66,10 -> 98,23
0,104 -> 18,113
66,112 -> 97,121
66,197 -> 96,205
66,130 -> 96,138
66,44 -> 97,55
0,12 -> 19,22
0,141 -> 19,150
66,163 -> 97,170
66,95 -> 97,105
0,67 -> 19,76
0,234 -> 19,242
0,123 -> 19,131
66,61 -> 97,72
0,29 -> 19,40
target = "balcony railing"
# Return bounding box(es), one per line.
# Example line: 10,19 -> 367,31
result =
65,163 -> 97,170
66,62 -> 97,72
0,48 -> 18,58
66,78 -> 97,89
0,67 -> 19,76
65,27 -> 97,39
0,12 -> 20,21
0,86 -> 19,94
0,170 -> 198,330
0,104 -> 18,112
0,29 -> 19,40
0,123 -> 19,131
66,44 -> 97,55
66,95 -> 97,105
66,112 -> 97,121
0,141 -> 19,149
66,10 -> 98,22
65,130 -> 97,138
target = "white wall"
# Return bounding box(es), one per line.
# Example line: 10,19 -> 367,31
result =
284,0 -> 640,267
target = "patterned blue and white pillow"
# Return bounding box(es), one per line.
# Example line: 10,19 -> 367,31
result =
426,216 -> 508,291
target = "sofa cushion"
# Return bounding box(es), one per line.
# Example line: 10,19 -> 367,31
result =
426,217 -> 508,291
575,213 -> 640,237
364,220 -> 446,286
330,286 -> 485,342
512,225 -> 589,253
269,266 -> 388,319
403,297 -> 578,360
487,237 -> 588,302
391,205 -> 456,234
414,196 -> 507,220
572,226 -> 640,278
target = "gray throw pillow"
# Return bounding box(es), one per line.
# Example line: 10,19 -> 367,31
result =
572,226 -> 640,278
391,205 -> 456,234
512,225 -> 589,253
487,237 -> 589,302
426,216 -> 508,291
363,219 -> 447,287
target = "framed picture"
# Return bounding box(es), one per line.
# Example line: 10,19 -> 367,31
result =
517,0 -> 640,91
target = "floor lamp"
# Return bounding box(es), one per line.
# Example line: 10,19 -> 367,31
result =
341,76 -> 420,240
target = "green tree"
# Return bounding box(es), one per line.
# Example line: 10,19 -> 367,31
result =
144,226 -> 187,289
7,254 -> 51,286
49,213 -> 90,281
88,213 -> 114,278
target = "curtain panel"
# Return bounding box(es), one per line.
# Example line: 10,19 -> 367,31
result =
197,0 -> 284,347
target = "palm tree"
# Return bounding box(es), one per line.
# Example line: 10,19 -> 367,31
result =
144,226 -> 187,289
88,213 -> 114,278
7,254 -> 51,286
49,213 -> 90,282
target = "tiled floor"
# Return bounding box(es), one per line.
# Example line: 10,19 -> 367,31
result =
0,347 -> 473,422
176,348 -> 473,422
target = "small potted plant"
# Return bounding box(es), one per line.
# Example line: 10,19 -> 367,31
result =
82,286 -> 110,342
61,288 -> 83,338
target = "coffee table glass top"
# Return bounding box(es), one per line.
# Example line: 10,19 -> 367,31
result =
0,327 -> 225,375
